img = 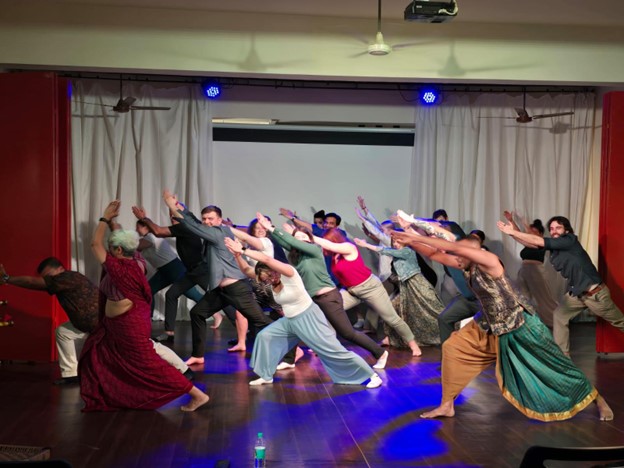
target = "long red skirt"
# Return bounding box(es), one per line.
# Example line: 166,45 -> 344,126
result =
79,302 -> 192,412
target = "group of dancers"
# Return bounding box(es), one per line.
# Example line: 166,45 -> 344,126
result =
1,190 -> 622,422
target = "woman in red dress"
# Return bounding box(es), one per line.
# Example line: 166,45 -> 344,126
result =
79,200 -> 209,412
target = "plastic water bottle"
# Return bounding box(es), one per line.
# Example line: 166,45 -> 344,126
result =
254,432 -> 266,467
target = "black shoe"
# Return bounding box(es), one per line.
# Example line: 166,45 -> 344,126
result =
154,333 -> 174,343
54,376 -> 79,385
183,369 -> 195,381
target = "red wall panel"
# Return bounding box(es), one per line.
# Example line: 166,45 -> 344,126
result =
0,72 -> 70,361
597,91 -> 624,352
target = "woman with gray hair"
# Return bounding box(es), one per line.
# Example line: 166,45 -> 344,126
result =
79,200 -> 209,412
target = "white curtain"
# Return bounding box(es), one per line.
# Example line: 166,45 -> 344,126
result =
70,79 -> 213,315
409,91 -> 597,282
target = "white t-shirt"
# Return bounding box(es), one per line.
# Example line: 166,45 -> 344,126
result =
246,237 -> 274,267
272,268 -> 313,319
140,233 -> 178,269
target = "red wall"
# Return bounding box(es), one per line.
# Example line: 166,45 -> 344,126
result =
597,91 -> 624,352
0,72 -> 71,361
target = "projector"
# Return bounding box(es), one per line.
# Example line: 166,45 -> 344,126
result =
404,0 -> 458,23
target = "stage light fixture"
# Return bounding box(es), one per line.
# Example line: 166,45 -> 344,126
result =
419,87 -> 442,106
202,81 -> 222,99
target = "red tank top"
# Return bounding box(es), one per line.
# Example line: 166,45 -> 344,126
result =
331,253 -> 371,288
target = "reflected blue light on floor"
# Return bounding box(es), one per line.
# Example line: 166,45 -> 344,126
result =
378,419 -> 446,460
163,357 -> 479,465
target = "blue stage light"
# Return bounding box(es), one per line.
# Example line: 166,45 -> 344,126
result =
202,81 -> 222,99
419,87 -> 442,106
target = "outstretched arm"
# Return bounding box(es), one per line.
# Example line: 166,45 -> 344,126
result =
391,230 -> 503,277
224,237 -> 295,278
132,206 -> 172,237
92,200 -> 120,264
501,212 -> 538,248
313,235 -> 357,256
503,210 -> 522,232
163,190 -> 224,244
279,207 -> 313,231
230,226 -> 265,251
354,238 -> 382,253
497,221 -> 544,248
223,239 -> 255,279
0,264 -> 46,290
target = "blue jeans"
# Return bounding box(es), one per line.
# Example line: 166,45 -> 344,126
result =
149,259 -> 203,316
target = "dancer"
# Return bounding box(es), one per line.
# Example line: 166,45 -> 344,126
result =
0,258 -> 98,384
132,206 -> 211,342
392,227 -> 613,422
0,256 -> 193,384
397,211 -> 480,343
354,236 -> 443,347
226,218 -> 287,354
498,215 -> 624,353
79,201 -> 209,412
501,211 -> 557,327
224,233 -> 382,389
162,191 -> 296,367
260,215 -> 389,369
135,218 -> 204,320
314,228 -> 422,356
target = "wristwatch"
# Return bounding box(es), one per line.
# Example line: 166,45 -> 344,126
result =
1,273 -> 9,283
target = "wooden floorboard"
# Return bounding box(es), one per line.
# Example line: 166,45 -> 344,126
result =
1,322 -> 623,467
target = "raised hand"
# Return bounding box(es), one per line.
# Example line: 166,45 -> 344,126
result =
357,195 -> 367,211
162,190 -> 179,211
256,212 -> 272,230
503,210 -> 514,222
132,206 -> 146,220
354,238 -> 367,247
224,236 -> 243,255
393,212 -> 410,230
497,220 -> 516,235
222,217 -> 234,227
279,207 -> 295,219
103,200 -> 120,220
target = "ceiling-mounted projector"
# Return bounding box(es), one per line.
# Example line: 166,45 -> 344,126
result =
404,0 -> 458,23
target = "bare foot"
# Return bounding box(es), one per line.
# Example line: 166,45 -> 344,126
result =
227,343 -> 246,352
596,395 -> 614,421
380,337 -> 389,347
295,347 -> 305,363
210,313 -> 223,329
181,390 -> 210,412
420,401 -> 455,419
185,356 -> 205,366
408,340 -> 422,357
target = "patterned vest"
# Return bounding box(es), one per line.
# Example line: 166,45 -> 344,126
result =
466,267 -> 535,336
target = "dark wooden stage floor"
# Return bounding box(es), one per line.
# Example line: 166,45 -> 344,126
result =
1,321 -> 623,468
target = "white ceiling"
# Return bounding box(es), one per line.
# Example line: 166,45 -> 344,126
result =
3,0 -> 624,85
61,0 -> 624,27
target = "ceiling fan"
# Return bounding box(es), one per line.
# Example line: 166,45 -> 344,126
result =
367,0 -> 392,56
78,78 -> 171,113
344,0 -> 432,58
509,90 -> 574,123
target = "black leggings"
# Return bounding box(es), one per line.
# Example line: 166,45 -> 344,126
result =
313,288 -> 385,359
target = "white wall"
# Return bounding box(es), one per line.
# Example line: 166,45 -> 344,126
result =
213,141 -> 412,233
